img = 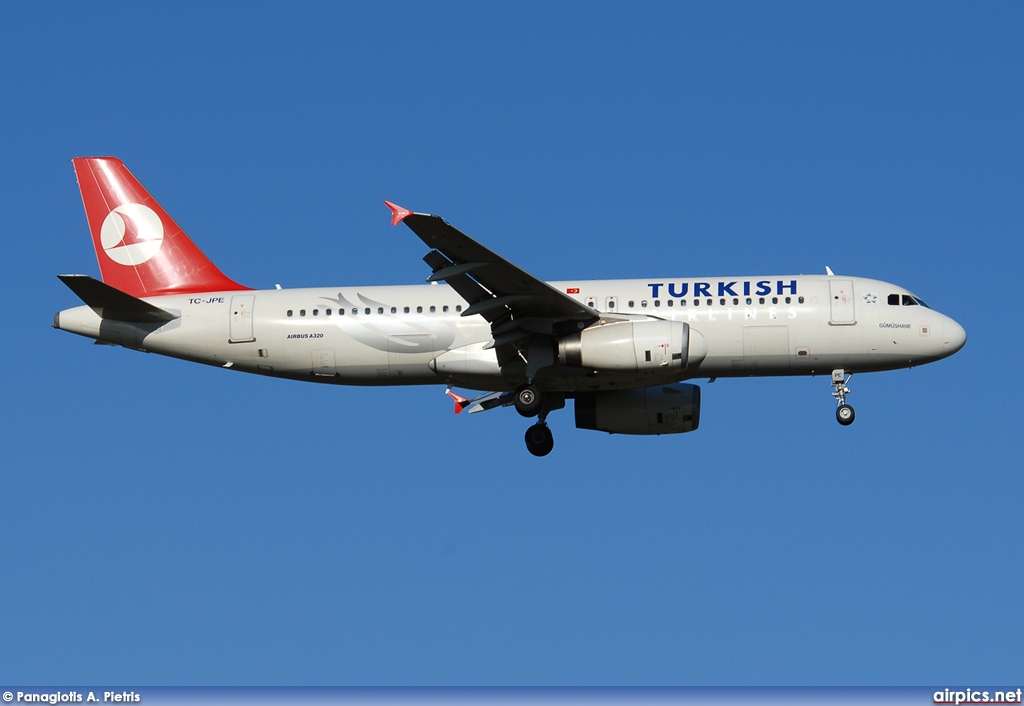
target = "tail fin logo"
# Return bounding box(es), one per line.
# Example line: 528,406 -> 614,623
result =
99,203 -> 164,266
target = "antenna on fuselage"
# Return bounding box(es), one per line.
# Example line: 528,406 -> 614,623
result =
825,266 -> 835,276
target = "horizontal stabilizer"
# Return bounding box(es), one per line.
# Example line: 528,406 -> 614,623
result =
58,275 -> 179,323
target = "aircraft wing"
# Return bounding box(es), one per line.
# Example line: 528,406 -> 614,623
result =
385,202 -> 596,332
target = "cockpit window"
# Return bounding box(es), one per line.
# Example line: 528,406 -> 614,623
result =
890,292 -> 930,307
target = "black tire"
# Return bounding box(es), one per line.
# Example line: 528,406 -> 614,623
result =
525,424 -> 554,457
514,384 -> 543,417
836,404 -> 855,426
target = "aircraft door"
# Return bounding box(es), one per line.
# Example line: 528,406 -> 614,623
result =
829,280 -> 856,325
229,294 -> 256,342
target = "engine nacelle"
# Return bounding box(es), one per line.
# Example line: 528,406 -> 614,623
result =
558,320 -> 705,372
575,383 -> 701,435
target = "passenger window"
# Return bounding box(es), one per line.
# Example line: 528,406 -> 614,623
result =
404,307 -> 410,313
430,306 -> 436,313
378,307 -> 384,314
443,305 -> 449,312
313,309 -> 319,316
759,298 -> 765,305
785,297 -> 791,304
666,300 -> 673,307
641,301 -> 648,308
326,309 -> 332,316
391,307 -> 397,314
287,310 -> 293,317
365,308 -> 371,315
772,297 -> 778,304
888,294 -> 900,305
456,305 -> 462,312
628,300 -> 635,308
733,298 -> 739,305
680,299 -> 686,306
798,296 -> 804,304
719,298 -> 726,306
694,299 -> 700,307
745,298 -> 752,305
351,308 -> 357,315
654,300 -> 661,307
300,309 -> 306,317
417,306 -> 423,313
339,309 -> 345,316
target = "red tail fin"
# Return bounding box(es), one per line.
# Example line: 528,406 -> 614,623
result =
72,157 -> 249,297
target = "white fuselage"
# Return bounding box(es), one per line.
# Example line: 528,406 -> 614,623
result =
55,275 -> 966,393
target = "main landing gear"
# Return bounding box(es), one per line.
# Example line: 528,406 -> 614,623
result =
514,383 -> 543,417
525,422 -> 554,457
832,369 -> 855,426
515,382 -> 558,457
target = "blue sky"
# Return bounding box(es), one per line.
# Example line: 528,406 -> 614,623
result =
2,1 -> 1021,686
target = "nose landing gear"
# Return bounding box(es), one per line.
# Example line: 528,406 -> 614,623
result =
832,369 -> 855,426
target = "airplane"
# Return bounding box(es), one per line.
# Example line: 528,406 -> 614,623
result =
54,157 -> 967,456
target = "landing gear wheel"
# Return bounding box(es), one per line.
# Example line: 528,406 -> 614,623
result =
525,423 -> 554,457
514,384 -> 543,418
836,404 -> 855,426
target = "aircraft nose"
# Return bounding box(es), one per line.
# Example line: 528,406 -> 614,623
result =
943,318 -> 967,355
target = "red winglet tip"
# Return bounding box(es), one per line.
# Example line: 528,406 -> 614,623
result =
445,388 -> 470,415
384,201 -> 412,226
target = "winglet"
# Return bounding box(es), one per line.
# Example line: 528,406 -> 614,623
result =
445,386 -> 470,415
384,201 -> 412,226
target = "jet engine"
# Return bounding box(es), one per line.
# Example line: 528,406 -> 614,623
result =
574,383 -> 701,435
558,320 -> 705,372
